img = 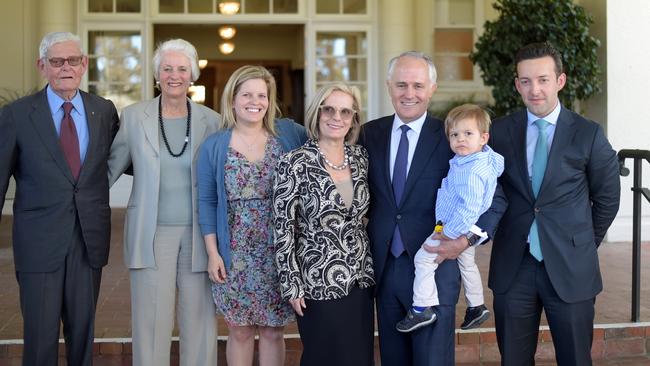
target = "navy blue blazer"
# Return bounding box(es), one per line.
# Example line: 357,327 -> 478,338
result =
359,114 -> 463,303
485,107 -> 620,303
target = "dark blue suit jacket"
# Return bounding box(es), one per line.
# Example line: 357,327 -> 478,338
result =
485,107 -> 620,303
0,87 -> 119,272
359,114 -> 462,304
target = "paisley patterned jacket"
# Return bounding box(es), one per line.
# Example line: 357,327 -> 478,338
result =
273,139 -> 375,301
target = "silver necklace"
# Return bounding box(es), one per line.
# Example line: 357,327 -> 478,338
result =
316,141 -> 350,171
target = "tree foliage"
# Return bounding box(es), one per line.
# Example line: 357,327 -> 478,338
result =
469,0 -> 601,116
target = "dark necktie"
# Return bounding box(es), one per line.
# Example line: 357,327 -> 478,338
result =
529,119 -> 550,261
390,124 -> 410,257
60,102 -> 81,180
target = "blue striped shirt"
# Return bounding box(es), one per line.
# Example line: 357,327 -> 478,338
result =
435,145 -> 504,239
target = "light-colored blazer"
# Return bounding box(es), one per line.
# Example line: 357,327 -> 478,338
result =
108,96 -> 221,272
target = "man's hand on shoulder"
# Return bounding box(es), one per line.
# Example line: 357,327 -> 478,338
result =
422,232 -> 470,264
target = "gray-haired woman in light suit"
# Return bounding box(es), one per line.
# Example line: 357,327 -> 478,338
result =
108,39 -> 220,366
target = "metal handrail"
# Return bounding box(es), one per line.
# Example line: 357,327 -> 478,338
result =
617,149 -> 650,322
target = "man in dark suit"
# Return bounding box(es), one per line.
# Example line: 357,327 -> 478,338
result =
0,32 -> 119,365
359,51 -> 499,366
484,42 -> 620,365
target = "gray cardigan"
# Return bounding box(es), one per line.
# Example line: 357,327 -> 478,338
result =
197,118 -> 307,268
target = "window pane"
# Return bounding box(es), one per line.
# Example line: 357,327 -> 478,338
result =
189,0 -> 212,13
89,31 -> 142,56
316,0 -> 338,14
434,55 -> 474,81
316,57 -> 366,82
316,32 -> 367,56
343,0 -> 366,14
88,56 -> 141,83
273,0 -> 297,13
159,0 -> 183,13
435,0 -> 474,25
434,29 -> 473,53
116,0 -> 140,12
245,0 -> 270,13
88,31 -> 143,110
89,83 -> 142,113
89,0 -> 113,12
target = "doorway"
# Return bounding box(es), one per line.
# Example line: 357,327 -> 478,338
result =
154,23 -> 305,122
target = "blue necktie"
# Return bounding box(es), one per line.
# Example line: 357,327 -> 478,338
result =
390,125 -> 410,257
529,119 -> 549,261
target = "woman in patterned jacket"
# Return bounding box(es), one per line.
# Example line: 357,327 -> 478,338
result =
273,82 -> 375,366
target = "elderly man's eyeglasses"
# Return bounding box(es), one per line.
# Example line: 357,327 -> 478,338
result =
47,56 -> 83,67
319,105 -> 356,121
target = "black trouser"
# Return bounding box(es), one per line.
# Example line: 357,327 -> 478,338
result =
17,222 -> 102,366
494,251 -> 594,366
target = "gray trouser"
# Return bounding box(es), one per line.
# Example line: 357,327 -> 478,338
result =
130,225 -> 217,366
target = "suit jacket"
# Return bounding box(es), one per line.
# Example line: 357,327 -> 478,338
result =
359,114 -> 463,304
0,87 -> 119,272
273,140 -> 375,301
108,97 -> 221,272
486,107 -> 620,303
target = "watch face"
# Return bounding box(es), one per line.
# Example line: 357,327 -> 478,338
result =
466,233 -> 479,246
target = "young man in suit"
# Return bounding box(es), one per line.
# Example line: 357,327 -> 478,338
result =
0,32 -> 119,365
485,42 -> 620,365
359,51 -> 501,366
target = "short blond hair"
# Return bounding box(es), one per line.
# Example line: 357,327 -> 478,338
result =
445,104 -> 491,137
220,65 -> 280,135
304,82 -> 362,144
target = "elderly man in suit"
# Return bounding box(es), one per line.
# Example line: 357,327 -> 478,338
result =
359,51 -> 503,366
484,42 -> 620,365
0,32 -> 119,365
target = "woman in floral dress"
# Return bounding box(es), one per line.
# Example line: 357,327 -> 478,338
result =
197,65 -> 306,365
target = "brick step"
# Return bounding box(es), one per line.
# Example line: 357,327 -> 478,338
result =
1,324 -> 648,364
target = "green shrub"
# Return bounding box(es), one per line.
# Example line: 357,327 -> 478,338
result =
469,0 -> 601,116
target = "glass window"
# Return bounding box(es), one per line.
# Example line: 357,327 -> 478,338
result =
159,0 -> 183,13
316,0 -> 339,14
89,0 -> 140,12
316,0 -> 367,14
343,0 -> 366,14
274,0 -> 297,13
434,29 -> 473,53
316,57 -> 366,82
435,0 -> 474,25
434,56 -> 474,81
89,0 -> 113,12
316,32 -> 367,56
314,31 -> 368,120
188,0 -> 212,13
433,0 -> 479,84
245,0 -> 270,13
88,31 -> 143,111
116,0 -> 141,12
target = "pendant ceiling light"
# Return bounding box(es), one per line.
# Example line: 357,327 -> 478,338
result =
219,41 -> 235,55
218,26 -> 237,40
218,1 -> 240,15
